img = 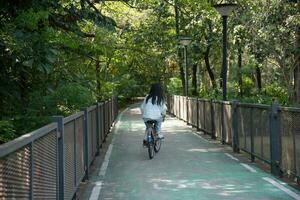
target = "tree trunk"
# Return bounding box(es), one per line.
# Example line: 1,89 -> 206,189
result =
255,64 -> 262,91
204,46 -> 217,89
192,63 -> 197,96
238,45 -> 243,97
19,66 -> 28,113
295,0 -> 300,103
174,0 -> 185,95
96,60 -> 101,101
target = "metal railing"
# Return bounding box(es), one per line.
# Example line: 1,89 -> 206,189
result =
167,95 -> 300,183
0,97 -> 118,199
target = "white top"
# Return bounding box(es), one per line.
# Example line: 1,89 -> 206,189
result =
140,96 -> 167,120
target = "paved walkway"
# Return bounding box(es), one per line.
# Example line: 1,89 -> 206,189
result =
79,104 -> 300,200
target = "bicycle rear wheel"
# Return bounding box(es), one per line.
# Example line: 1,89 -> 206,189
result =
154,139 -> 161,153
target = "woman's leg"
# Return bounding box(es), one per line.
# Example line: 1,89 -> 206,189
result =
154,119 -> 164,138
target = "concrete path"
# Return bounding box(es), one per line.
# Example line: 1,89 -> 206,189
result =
79,104 -> 300,200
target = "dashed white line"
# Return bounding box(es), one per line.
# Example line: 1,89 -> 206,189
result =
89,181 -> 102,200
263,177 -> 300,200
88,107 -> 129,200
240,163 -> 257,173
191,132 -> 210,143
98,144 -> 113,176
225,153 -> 239,161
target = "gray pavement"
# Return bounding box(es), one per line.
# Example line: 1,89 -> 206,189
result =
78,104 -> 300,200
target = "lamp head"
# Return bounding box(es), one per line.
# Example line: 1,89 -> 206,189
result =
179,36 -> 192,46
214,3 -> 237,17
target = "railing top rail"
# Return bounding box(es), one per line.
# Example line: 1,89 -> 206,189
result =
198,99 -> 211,102
211,99 -> 231,105
87,105 -> 97,112
238,102 -> 270,109
0,122 -> 57,158
279,106 -> 300,112
64,111 -> 84,124
187,97 -> 197,100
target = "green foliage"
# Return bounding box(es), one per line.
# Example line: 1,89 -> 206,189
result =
0,0 -> 299,143
166,77 -> 183,95
264,83 -> 289,104
0,121 -> 16,144
47,83 -> 95,115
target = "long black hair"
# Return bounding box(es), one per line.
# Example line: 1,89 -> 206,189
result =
146,83 -> 165,105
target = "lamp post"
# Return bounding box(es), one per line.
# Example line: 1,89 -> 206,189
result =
214,3 -> 237,101
179,36 -> 192,96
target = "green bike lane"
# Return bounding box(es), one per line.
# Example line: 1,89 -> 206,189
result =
79,105 -> 300,200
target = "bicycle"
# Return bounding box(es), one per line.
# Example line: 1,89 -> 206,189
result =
144,120 -> 162,159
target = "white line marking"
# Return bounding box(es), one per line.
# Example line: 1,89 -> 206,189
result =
89,107 -> 129,200
98,144 -> 113,176
89,181 -> 102,200
225,153 -> 239,161
191,132 -> 210,143
263,177 -> 300,200
240,163 -> 257,173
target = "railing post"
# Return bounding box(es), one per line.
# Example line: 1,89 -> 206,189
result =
196,98 -> 200,131
221,102 -> 225,144
81,108 -> 89,180
53,116 -> 65,200
186,97 -> 189,124
250,107 -> 255,162
211,99 -> 216,139
203,101 -> 206,134
231,100 -> 239,153
269,102 -> 282,177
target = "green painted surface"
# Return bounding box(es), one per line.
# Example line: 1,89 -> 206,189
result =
84,105 -> 300,200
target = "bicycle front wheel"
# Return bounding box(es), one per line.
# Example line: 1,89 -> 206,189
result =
148,143 -> 154,159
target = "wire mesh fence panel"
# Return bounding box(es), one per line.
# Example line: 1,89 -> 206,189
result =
178,96 -> 182,119
213,102 -> 222,139
88,110 -> 95,164
179,96 -> 181,118
170,96 -> 174,114
64,121 -> 76,200
180,96 -> 183,120
191,98 -> 198,127
261,108 -> 271,162
105,101 -> 109,136
187,98 -> 193,125
204,101 -> 212,134
75,116 -> 85,186
237,106 -> 246,150
223,103 -> 232,144
92,109 -> 97,158
198,100 -> 205,131
33,131 -> 57,199
176,96 -> 180,117
296,131 -> 300,179
0,146 -> 31,199
240,106 -> 252,153
280,109 -> 300,177
252,106 -> 270,162
101,104 -> 105,143
252,108 -> 262,158
182,96 -> 186,121
176,96 -> 181,118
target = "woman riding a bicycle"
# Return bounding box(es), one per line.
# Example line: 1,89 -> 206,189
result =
140,83 -> 167,144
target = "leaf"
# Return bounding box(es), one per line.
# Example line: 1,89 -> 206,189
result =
45,54 -> 56,64
23,59 -> 34,67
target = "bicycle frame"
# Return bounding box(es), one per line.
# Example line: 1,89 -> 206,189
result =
145,120 -> 161,159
